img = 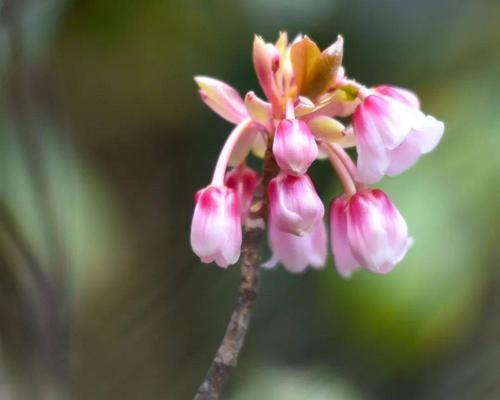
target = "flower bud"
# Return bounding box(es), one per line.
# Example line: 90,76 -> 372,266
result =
307,116 -> 345,144
190,185 -> 242,268
294,96 -> 315,117
268,174 -> 324,235
195,76 -> 248,124
225,166 -> 260,221
244,91 -> 273,129
252,36 -> 281,106
330,189 -> 413,277
273,119 -> 318,175
263,217 -> 327,273
353,92 -> 443,183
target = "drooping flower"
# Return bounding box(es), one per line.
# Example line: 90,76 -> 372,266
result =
268,173 -> 324,236
353,88 -> 444,183
225,165 -> 260,221
330,189 -> 413,277
273,119 -> 318,175
376,86 -> 444,176
190,185 -> 242,268
264,217 -> 327,273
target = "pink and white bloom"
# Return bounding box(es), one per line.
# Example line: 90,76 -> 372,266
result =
330,189 -> 413,277
264,217 -> 327,273
273,119 -> 318,175
353,88 -> 444,183
225,166 -> 260,220
190,185 -> 242,268
191,33 -> 442,276
268,174 -> 324,235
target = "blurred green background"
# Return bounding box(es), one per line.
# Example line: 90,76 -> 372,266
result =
0,0 -> 499,399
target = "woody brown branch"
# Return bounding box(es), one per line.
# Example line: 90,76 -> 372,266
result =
193,140 -> 279,400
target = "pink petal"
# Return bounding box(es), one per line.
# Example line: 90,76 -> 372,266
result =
375,85 -> 420,109
268,174 -> 324,236
412,114 -> 444,153
353,108 -> 390,183
225,166 -> 260,220
308,219 -> 328,269
346,190 -> 411,274
253,36 -> 281,107
266,217 -> 327,273
387,114 -> 444,176
273,119 -> 318,176
330,197 -> 360,278
363,95 -> 414,149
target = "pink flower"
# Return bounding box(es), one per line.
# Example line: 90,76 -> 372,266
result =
190,185 -> 242,268
353,89 -> 444,183
330,189 -> 412,277
268,174 -> 324,236
264,217 -> 327,273
225,166 -> 260,221
190,33 -> 442,276
273,119 -> 318,175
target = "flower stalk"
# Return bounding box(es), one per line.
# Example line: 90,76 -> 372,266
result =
322,143 -> 357,197
193,139 -> 279,400
211,118 -> 253,186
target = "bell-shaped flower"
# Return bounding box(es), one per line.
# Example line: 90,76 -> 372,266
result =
376,86 -> 443,176
353,91 -> 444,183
225,166 -> 260,221
273,119 -> 318,175
190,185 -> 242,268
252,36 -> 281,107
195,76 -> 248,124
244,91 -> 273,131
330,189 -> 412,277
268,174 -> 324,235
263,217 -> 327,273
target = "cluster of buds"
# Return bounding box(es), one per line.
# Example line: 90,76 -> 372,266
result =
190,33 -> 443,277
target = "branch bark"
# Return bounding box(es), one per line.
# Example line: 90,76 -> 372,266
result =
193,141 -> 278,400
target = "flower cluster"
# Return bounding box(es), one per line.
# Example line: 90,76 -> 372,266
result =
190,33 -> 443,276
